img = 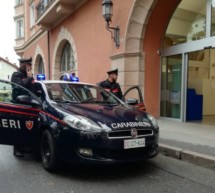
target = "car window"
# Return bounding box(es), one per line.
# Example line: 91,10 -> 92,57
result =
0,82 -> 12,103
46,83 -> 79,101
0,80 -> 41,104
44,83 -> 120,104
124,86 -> 143,103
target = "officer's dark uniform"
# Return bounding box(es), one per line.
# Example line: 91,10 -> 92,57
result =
11,69 -> 34,90
11,58 -> 34,100
99,69 -> 123,100
11,57 -> 34,157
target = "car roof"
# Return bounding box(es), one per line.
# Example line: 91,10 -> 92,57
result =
36,80 -> 96,86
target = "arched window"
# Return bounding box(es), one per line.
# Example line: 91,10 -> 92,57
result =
38,57 -> 44,74
60,41 -> 75,72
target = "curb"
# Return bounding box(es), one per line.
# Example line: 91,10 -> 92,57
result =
159,143 -> 215,171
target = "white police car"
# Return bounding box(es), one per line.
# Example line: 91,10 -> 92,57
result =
0,75 -> 159,172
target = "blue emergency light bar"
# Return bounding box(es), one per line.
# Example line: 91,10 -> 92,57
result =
37,74 -> 46,81
62,73 -> 79,82
71,76 -> 79,82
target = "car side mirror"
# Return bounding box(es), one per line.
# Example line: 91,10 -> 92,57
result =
35,89 -> 45,98
126,98 -> 138,105
16,95 -> 41,106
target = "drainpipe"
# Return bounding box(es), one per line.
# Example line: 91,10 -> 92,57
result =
47,30 -> 51,80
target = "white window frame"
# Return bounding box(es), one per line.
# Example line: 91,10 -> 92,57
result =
15,0 -> 22,6
30,2 -> 35,28
60,41 -> 76,72
44,0 -> 49,8
38,57 -> 45,74
15,18 -> 24,39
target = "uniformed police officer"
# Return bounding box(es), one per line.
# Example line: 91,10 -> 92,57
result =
98,68 -> 123,100
11,57 -> 34,94
11,57 -> 34,157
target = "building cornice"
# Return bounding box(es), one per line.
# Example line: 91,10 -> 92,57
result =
14,3 -> 24,8
14,29 -> 47,55
14,14 -> 24,20
110,52 -> 144,60
36,0 -> 88,29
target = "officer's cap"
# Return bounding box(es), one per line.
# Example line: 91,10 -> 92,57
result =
19,57 -> 32,65
107,68 -> 118,75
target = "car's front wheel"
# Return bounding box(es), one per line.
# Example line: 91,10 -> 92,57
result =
41,130 -> 58,172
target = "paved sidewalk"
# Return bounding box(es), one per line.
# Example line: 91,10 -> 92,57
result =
158,118 -> 215,170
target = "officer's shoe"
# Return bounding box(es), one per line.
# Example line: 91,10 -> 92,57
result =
13,147 -> 24,158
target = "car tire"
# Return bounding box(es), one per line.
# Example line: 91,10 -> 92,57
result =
41,130 -> 58,172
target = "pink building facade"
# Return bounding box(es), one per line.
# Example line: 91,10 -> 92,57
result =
14,0 -> 189,119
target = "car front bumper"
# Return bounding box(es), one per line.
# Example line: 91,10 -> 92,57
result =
57,128 -> 159,164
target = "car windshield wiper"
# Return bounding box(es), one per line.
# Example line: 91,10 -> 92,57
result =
53,99 -> 79,103
81,100 -> 119,105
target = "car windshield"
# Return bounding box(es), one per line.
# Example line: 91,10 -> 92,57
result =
44,82 -> 120,105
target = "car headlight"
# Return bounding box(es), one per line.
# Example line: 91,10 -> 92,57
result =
63,115 -> 102,132
146,114 -> 158,129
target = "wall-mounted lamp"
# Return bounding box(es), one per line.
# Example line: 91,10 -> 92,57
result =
102,0 -> 120,48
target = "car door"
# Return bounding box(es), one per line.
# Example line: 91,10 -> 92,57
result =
124,86 -> 146,111
0,79 -> 42,146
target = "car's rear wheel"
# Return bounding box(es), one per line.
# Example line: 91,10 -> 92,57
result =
41,130 -> 58,172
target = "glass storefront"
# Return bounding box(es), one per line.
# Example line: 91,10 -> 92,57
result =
161,0 -> 215,122
161,55 -> 182,119
212,0 -> 215,35
187,49 -> 215,118
164,0 -> 207,47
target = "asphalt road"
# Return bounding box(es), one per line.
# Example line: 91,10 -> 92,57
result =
0,145 -> 215,193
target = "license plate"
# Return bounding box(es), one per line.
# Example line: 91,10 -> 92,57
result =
124,138 -> 145,149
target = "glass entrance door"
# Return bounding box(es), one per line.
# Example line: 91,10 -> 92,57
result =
160,55 -> 182,119
187,49 -> 215,122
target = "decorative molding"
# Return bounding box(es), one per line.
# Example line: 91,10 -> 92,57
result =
52,26 -> 78,80
124,0 -> 156,53
33,45 -> 47,75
